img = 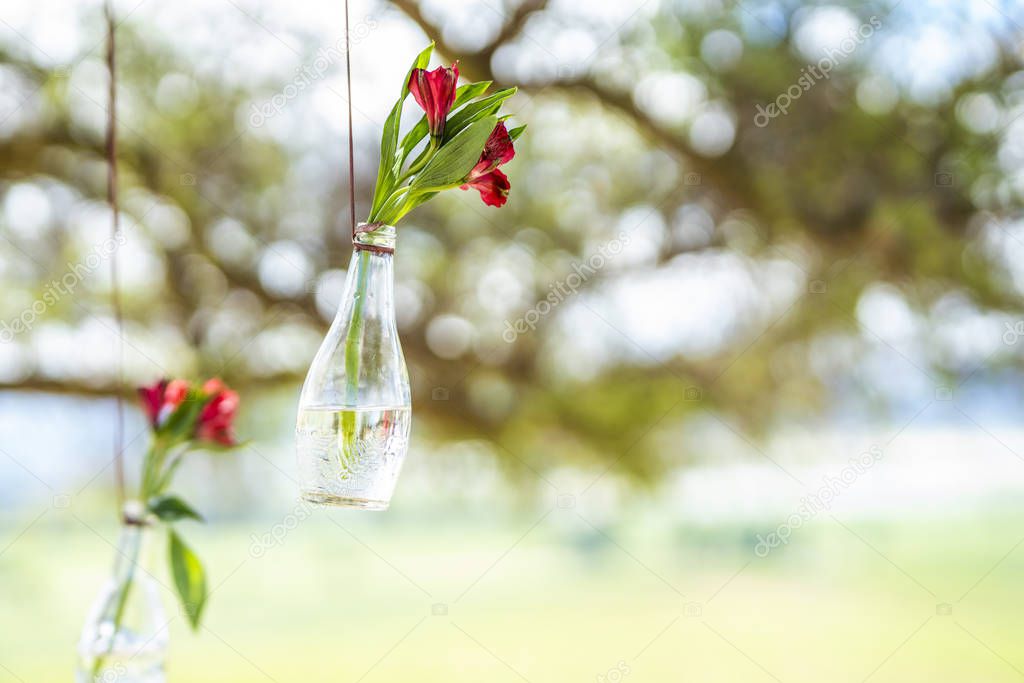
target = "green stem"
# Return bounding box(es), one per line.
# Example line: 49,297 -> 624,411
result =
371,186 -> 411,223
154,450 -> 186,493
89,526 -> 142,679
139,447 -> 157,499
341,250 -> 371,460
407,180 -> 465,195
139,441 -> 170,500
344,251 -> 371,402
398,138 -> 437,184
378,178 -> 467,226
369,139 -> 439,224
90,439 -> 166,678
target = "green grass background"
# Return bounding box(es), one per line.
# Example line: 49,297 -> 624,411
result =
3,503 -> 1022,682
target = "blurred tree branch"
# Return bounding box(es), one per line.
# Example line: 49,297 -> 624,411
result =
0,3 -> 1020,481
387,0 -> 757,213
481,0 -> 549,65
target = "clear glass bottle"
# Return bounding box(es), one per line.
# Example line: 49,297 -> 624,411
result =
77,516 -> 168,683
296,223 -> 412,509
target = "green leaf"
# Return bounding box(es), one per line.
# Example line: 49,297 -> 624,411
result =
400,81 -> 493,157
374,191 -> 412,226
148,495 -> 204,523
509,124 -> 528,141
411,115 -> 498,192
168,530 -> 207,630
457,81 -> 493,102
406,44 -> 434,95
370,43 -> 434,219
443,87 -> 516,143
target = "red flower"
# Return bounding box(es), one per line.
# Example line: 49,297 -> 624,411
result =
137,379 -> 189,427
138,377 -> 239,446
196,378 -> 239,446
138,380 -> 168,426
164,380 -> 189,409
463,169 -> 511,207
461,122 -> 516,207
408,63 -> 459,139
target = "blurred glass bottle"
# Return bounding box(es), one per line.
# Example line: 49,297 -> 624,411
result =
77,515 -> 167,683
296,223 -> 412,509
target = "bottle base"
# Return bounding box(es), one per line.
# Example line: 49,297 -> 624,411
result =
300,490 -> 391,510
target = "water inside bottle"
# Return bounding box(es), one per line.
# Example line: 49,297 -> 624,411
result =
295,406 -> 411,509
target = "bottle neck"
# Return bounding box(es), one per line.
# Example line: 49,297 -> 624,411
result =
112,500 -> 152,577
337,223 -> 400,407
112,521 -> 151,580
341,224 -> 397,328
353,222 -> 396,255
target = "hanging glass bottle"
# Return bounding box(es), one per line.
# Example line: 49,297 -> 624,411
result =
296,223 -> 412,509
77,511 -> 168,683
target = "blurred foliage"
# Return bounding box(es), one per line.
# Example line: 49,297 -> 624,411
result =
0,0 -> 1022,482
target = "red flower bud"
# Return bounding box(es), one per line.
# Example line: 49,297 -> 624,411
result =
201,378 -> 227,395
164,380 -> 189,409
196,379 -> 239,446
138,379 -> 169,427
461,122 -> 515,207
408,63 -> 459,139
137,378 -> 189,427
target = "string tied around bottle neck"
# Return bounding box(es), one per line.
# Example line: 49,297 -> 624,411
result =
353,222 -> 395,255
121,500 -> 151,527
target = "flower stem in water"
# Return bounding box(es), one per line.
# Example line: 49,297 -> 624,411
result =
342,250 -> 371,458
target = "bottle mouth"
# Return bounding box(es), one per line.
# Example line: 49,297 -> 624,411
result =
354,222 -> 396,254
121,499 -> 153,526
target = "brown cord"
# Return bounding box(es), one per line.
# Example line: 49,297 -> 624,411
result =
352,243 -> 395,255
352,221 -> 394,255
105,0 -> 126,513
345,0 -> 357,243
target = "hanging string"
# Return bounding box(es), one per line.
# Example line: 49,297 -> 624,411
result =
344,0 -> 357,242
105,0 -> 127,515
